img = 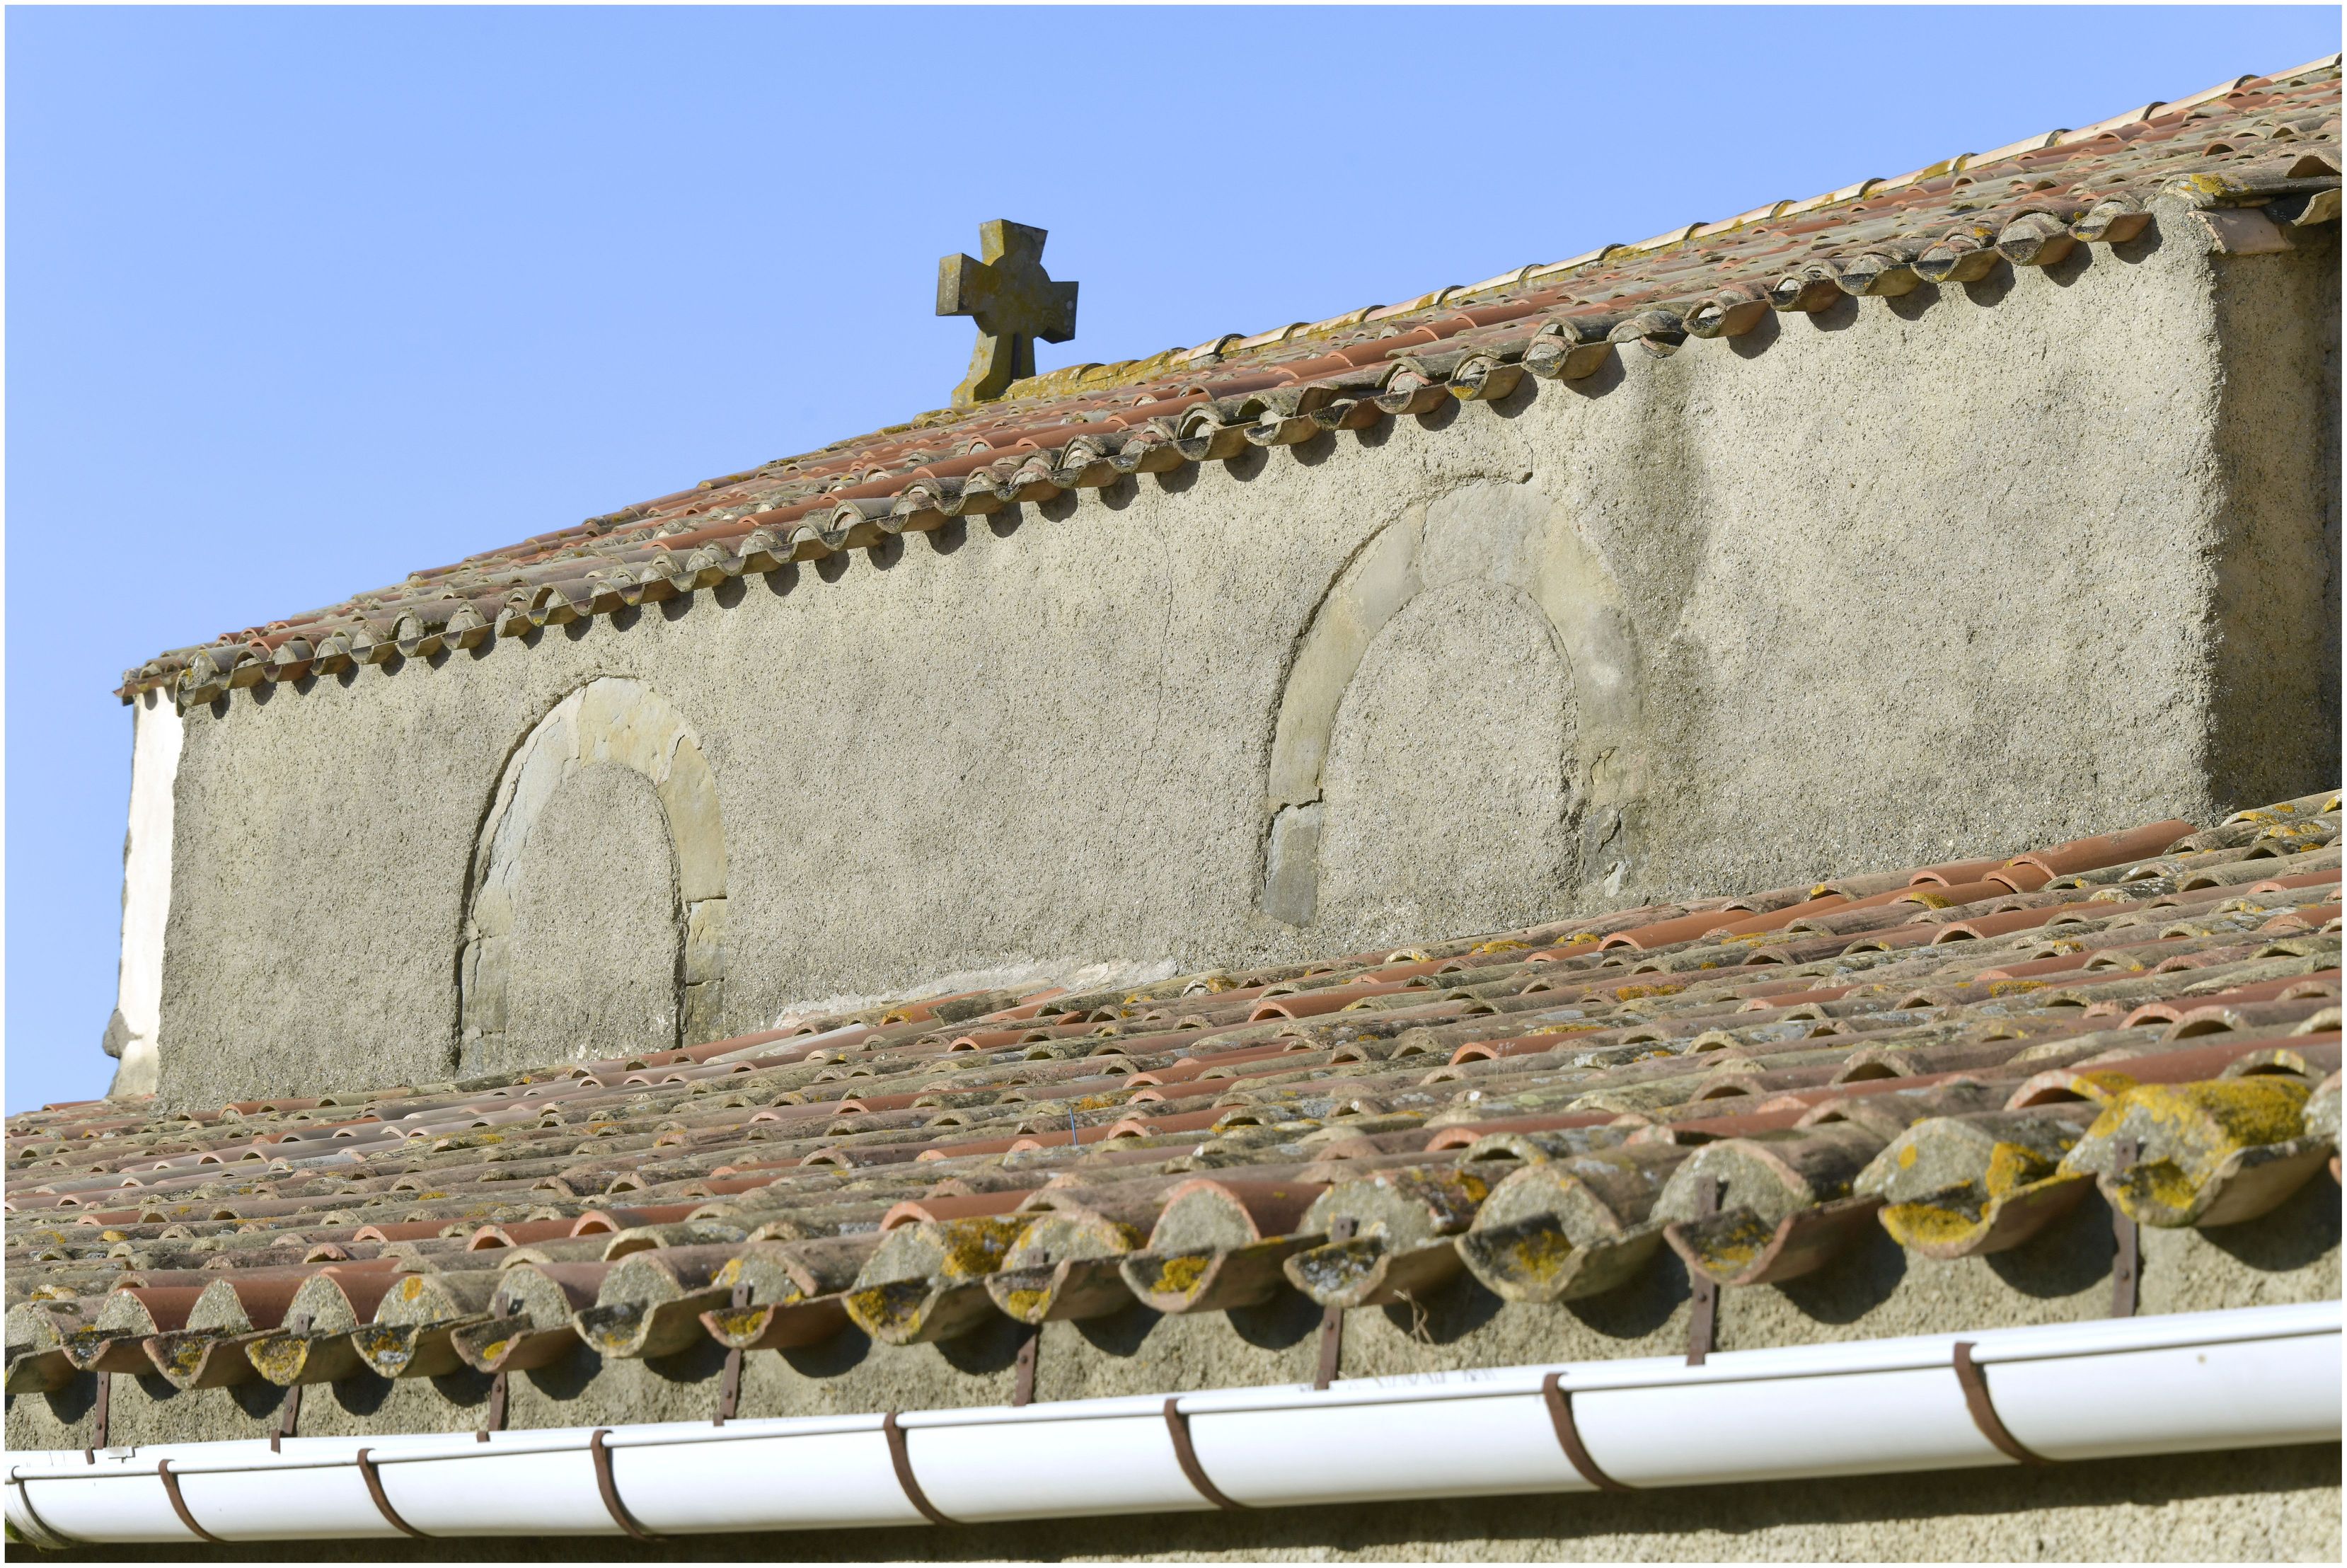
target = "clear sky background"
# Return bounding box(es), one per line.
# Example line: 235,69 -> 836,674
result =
7,5 -> 2339,1114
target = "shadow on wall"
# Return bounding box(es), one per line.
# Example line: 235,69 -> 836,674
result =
456,677 -> 730,1077
1259,478 -> 1644,940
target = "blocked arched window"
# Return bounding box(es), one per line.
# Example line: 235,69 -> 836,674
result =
1259,480 -> 1644,929
458,677 -> 728,1073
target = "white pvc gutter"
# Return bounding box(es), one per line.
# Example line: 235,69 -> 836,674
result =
8,1303 -> 2337,1547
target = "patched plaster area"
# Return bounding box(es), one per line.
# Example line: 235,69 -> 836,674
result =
1315,581 -> 1576,942
502,762 -> 680,1065
459,676 -> 727,1076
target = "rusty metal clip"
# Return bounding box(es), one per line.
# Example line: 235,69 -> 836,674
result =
1952,1341 -> 2051,1465
713,1281 -> 750,1426
1163,1398 -> 1247,1510
272,1383 -> 302,1453
272,1311 -> 313,1453
883,1411 -> 957,1526
355,1447 -> 429,1538
480,1297 -> 515,1441
1315,1217 -> 1356,1391
2111,1135 -> 2140,1318
83,1371 -> 110,1463
1541,1371 -> 1633,1491
1687,1177 -> 1722,1365
1013,1321 -> 1041,1407
481,1371 -> 509,1440
589,1428 -> 664,1541
156,1458 -> 224,1545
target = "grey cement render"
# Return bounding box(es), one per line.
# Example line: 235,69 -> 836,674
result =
504,762 -> 681,1059
2205,206 -> 2343,809
1313,580 -> 1580,939
8,1175 -> 2339,1555
149,203 -> 2341,1106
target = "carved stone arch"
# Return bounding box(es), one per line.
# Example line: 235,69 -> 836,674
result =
459,676 -> 728,1069
1259,479 -> 1644,926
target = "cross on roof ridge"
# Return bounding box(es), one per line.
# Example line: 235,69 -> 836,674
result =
937,219 -> 1079,408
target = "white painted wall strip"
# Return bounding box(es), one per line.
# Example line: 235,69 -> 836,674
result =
107,689 -> 182,1097
7,1302 -> 2336,1547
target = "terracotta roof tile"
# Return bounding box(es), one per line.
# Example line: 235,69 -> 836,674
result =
6,787 -> 2339,1434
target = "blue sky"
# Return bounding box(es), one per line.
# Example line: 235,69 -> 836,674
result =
7,5 -> 2339,1112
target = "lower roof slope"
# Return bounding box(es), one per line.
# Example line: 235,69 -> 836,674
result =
6,790 -> 2340,1436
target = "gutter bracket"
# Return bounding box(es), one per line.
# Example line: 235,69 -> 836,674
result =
84,1371 -> 111,1463
355,1447 -> 430,1538
1315,1217 -> 1356,1391
1686,1177 -> 1722,1365
156,1459 -> 224,1545
480,1372 -> 508,1440
714,1282 -> 750,1425
7,1476 -> 76,1552
272,1312 -> 312,1453
273,1383 -> 302,1453
883,1411 -> 959,1526
2111,1136 -> 2140,1319
1163,1398 -> 1249,1510
1013,1322 -> 1041,1407
714,1347 -> 744,1426
1952,1340 -> 2053,1465
589,1428 -> 664,1542
1540,1371 -> 1634,1492
480,1297 -> 517,1441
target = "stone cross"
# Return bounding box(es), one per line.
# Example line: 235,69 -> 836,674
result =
936,220 -> 1078,407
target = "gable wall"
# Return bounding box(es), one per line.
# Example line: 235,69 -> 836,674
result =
151,205 -> 2339,1104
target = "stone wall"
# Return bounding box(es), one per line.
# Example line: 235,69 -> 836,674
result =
147,204 -> 2340,1105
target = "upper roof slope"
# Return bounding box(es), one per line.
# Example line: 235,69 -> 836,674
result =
124,58 -> 2343,706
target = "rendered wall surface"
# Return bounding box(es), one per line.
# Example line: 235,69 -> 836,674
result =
2205,206 -> 2343,808
147,206 -> 2340,1105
